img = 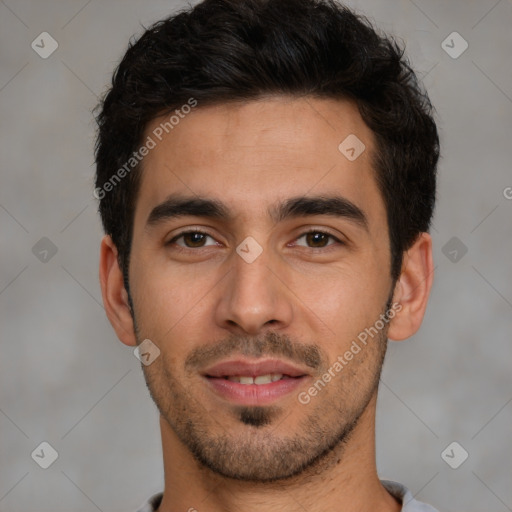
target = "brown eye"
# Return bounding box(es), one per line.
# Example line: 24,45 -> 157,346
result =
305,232 -> 330,247
169,231 -> 217,248
295,231 -> 339,248
182,232 -> 207,247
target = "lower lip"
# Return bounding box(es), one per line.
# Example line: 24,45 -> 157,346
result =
204,376 -> 308,406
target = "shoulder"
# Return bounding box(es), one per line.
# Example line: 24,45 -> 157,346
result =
134,491 -> 163,512
381,480 -> 440,512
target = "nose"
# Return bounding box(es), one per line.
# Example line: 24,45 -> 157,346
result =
214,247 -> 294,335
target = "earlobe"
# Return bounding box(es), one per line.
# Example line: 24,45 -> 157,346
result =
387,232 -> 434,341
99,235 -> 138,346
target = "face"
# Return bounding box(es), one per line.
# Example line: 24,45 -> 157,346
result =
128,96 -> 396,481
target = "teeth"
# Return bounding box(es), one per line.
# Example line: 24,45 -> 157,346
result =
226,373 -> 284,384
254,374 -> 272,384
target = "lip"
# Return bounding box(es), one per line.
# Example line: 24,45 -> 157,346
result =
202,358 -> 310,406
202,358 -> 309,378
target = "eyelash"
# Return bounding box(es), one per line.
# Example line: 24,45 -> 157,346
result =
166,228 -> 344,251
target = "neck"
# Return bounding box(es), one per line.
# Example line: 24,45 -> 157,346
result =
156,394 -> 401,512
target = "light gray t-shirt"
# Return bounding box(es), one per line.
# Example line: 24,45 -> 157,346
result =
135,480 -> 439,511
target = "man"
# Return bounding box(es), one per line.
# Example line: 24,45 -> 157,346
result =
94,0 -> 440,510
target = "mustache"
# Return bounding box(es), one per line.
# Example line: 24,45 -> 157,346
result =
184,331 -> 326,372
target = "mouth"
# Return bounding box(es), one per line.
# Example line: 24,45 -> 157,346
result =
214,373 -> 295,384
202,358 -> 310,406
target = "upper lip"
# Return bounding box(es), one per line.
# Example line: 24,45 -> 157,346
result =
202,358 -> 309,378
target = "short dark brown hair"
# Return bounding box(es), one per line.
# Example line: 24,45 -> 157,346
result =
95,0 -> 440,287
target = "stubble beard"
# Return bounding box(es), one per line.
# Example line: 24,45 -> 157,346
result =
137,318 -> 389,483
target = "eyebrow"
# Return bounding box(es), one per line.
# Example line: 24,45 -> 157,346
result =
146,193 -> 369,231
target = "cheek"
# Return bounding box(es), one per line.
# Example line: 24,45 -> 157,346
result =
129,259 -> 187,335
290,263 -> 389,347
130,256 -> 221,351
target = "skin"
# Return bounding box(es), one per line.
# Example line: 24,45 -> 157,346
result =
100,96 -> 434,512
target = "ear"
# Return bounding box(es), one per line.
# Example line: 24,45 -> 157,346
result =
387,232 -> 434,341
99,235 -> 137,346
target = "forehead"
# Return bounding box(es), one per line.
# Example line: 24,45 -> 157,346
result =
134,96 -> 383,227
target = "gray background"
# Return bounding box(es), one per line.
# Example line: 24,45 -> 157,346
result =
1,0 -> 511,511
